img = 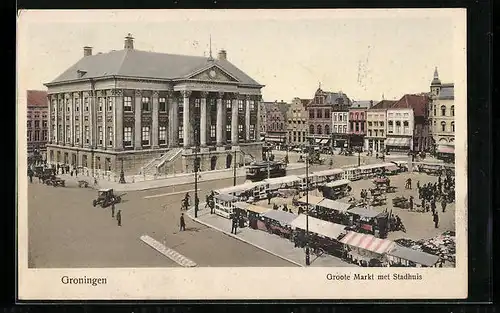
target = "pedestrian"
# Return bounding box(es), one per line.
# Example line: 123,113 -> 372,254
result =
433,212 -> 439,228
267,191 -> 272,205
111,203 -> 115,218
28,169 -> 33,183
180,213 -> 186,231
409,196 -> 413,211
231,217 -> 238,234
431,200 -> 436,213
416,180 -> 420,190
116,210 -> 122,226
70,169 -> 74,177
441,199 -> 447,213
75,168 -> 78,177
407,178 -> 412,189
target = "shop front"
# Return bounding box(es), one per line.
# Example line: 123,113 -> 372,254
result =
385,137 -> 412,153
436,144 -> 455,163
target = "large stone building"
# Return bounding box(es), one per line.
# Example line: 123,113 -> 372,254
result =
261,100 -> 290,147
27,90 -> 49,156
45,34 -> 264,175
286,97 -> 309,146
365,100 -> 396,152
429,67 -> 455,154
307,86 -> 351,147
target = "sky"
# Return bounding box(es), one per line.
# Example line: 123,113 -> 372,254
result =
17,9 -> 465,103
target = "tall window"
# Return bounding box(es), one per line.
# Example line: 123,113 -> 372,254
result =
325,125 -> 330,134
108,127 -> 113,145
34,130 -> 40,141
317,110 -> 323,119
441,105 -> 446,116
75,126 -> 80,143
238,124 -> 244,138
238,100 -> 244,112
388,121 -> 394,133
343,125 -> 347,133
226,124 -> 231,135
403,121 -> 409,134
178,126 -> 183,139
451,122 -> 455,132
333,114 -> 337,122
98,97 -> 103,111
309,125 -> 315,134
451,105 -> 455,116
249,100 -> 255,111
325,109 -> 330,118
355,122 -> 359,132
249,124 -> 255,139
84,126 -> 89,144
108,97 -> 113,111
159,97 -> 167,111
433,105 -> 436,116
75,99 -> 80,112
58,125 -> 62,140
395,121 -> 401,134
225,99 -> 232,110
27,130 -> 32,141
210,125 -> 216,138
309,110 -> 314,119
194,98 -> 200,108
317,125 -> 322,134
334,125 -> 338,133
34,120 -> 39,128
441,121 -> 446,132
124,96 -> 132,111
84,98 -> 89,112
142,126 -> 150,145
42,130 -> 48,141
124,127 -> 132,146
66,100 -> 70,112
98,126 -> 103,145
360,122 -> 364,132
159,126 -> 167,144
142,97 -> 150,111
339,114 -> 343,121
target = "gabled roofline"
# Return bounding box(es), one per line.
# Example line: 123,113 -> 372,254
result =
185,63 -> 241,82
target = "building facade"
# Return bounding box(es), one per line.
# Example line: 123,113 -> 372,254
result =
262,100 -> 290,147
331,111 -> 348,148
307,87 -> 351,147
286,97 -> 309,146
45,34 -> 264,175
27,90 -> 49,156
386,107 -> 414,153
348,101 -> 372,149
365,100 -> 396,152
429,68 -> 455,154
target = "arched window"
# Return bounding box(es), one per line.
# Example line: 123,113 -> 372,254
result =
441,105 -> 446,116
441,121 -> 446,132
339,114 -> 343,121
451,105 -> 455,116
325,125 -> 330,135
451,122 -> 455,132
317,125 -> 322,134
309,125 -> 315,134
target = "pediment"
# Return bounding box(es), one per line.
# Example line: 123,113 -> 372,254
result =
188,66 -> 239,83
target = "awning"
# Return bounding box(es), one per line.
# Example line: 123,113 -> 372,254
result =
317,198 -> 352,212
386,137 -> 411,147
265,137 -> 283,142
214,193 -> 238,202
290,214 -> 347,240
314,138 -> 322,144
297,195 -> 324,206
437,144 -> 455,154
324,179 -> 351,188
262,210 -> 297,226
246,204 -> 270,214
319,139 -> 330,144
347,207 -> 381,219
340,231 -> 395,254
387,244 -> 439,267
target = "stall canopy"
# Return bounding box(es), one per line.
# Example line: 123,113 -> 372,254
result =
357,163 -> 395,171
437,144 -> 455,154
324,179 -> 351,188
314,138 -> 322,144
262,210 -> 297,225
387,244 -> 439,267
340,231 -> 395,254
311,168 -> 344,177
317,198 -> 352,212
347,206 -> 381,219
290,214 -> 347,240
297,195 -> 324,206
232,201 -> 251,210
216,182 -> 261,195
245,204 -> 270,214
386,137 -> 411,147
214,193 -> 238,202
264,175 -> 301,188
265,137 -> 283,142
319,139 -> 330,144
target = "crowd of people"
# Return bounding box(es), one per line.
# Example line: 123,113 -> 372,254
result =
414,173 -> 455,228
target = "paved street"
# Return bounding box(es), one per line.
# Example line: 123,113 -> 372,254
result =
27,177 -> 293,268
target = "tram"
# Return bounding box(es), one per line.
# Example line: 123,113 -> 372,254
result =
246,161 -> 287,182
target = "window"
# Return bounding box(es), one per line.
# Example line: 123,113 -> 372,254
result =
309,125 -> 315,134
360,112 -> 364,119
84,116 -> 89,122
210,125 -> 216,138
249,125 -> 255,140
27,130 -> 32,141
159,98 -> 167,112
75,99 -> 80,112
58,125 -> 62,140
250,100 -> 255,111
42,130 -> 48,141
34,120 -> 40,128
34,130 -> 40,141
325,125 -> 330,135
355,122 -> 359,132
108,127 -> 113,145
98,97 -> 103,111
27,121 -> 32,128
380,121 -> 384,127
159,126 -> 167,144
380,130 -> 384,136
339,114 -> 343,121
333,114 -> 337,122
374,130 -> 378,137
85,126 -> 89,144
451,105 -> 455,116
124,96 -> 132,112
65,125 -> 70,142
226,124 -> 231,135
451,122 -> 455,132
178,126 -> 183,139
66,100 -> 70,112
441,121 -> 446,132
98,126 -> 103,145
142,97 -> 150,111
226,99 -> 232,110
317,125 -> 322,134
334,125 -> 338,133
395,121 -> 401,134
368,129 -> 372,137
108,97 -> 113,111
124,127 -> 132,146
238,100 -> 244,112
59,100 -> 63,111
195,98 -> 200,108
403,121 -> 409,134
317,110 -> 323,119
75,126 -> 80,143
388,121 -> 394,133
84,98 -> 89,112
238,124 -> 244,137
343,125 -> 347,133
142,126 -> 150,145
325,109 -> 330,118
309,110 -> 314,119
360,122 -> 364,132
441,105 -> 446,116
75,115 -> 79,121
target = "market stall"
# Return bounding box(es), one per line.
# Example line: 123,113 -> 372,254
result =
295,195 -> 324,208
339,231 -> 395,266
214,193 -> 239,218
347,206 -> 387,237
260,210 -> 297,239
309,198 -> 353,225
309,168 -> 344,187
386,244 -> 439,267
244,204 -> 270,230
321,179 -> 351,200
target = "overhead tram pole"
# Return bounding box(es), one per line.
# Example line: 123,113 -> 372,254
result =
305,140 -> 310,266
233,149 -> 237,186
194,145 -> 199,218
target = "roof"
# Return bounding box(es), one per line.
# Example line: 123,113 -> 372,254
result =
264,175 -> 300,187
47,49 -> 262,86
370,100 -> 396,110
99,188 -> 112,192
438,84 -> 454,100
300,99 -> 311,106
214,193 -> 238,202
387,244 -> 439,267
324,179 -> 351,188
347,206 -> 381,218
290,214 -> 347,239
311,168 -> 344,177
390,94 -> 429,117
27,90 -> 48,107
340,231 -> 395,254
262,210 -> 297,225
317,198 -> 352,212
297,195 -> 324,206
245,204 -> 270,214
351,100 -> 373,109
233,201 -> 251,210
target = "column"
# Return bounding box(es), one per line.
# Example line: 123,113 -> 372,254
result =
79,92 -> 84,147
70,94 -> 74,146
88,91 -> 94,147
231,93 -> 238,144
168,91 -> 178,147
200,91 -> 208,147
152,91 -> 159,148
114,89 -> 124,150
134,90 -> 142,149
256,95 -> 262,142
245,95 -> 251,141
182,90 -> 191,148
103,92 -> 107,150
216,92 -> 224,146
48,94 -> 53,144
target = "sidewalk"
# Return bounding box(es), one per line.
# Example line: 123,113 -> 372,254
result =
57,167 -> 247,192
186,205 -> 356,267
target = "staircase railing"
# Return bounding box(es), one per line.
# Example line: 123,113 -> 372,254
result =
157,148 -> 183,171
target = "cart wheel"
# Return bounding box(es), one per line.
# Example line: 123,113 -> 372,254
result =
92,200 -> 97,207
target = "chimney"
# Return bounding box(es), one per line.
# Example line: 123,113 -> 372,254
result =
369,100 -> 373,108
124,33 -> 134,50
83,46 -> 93,57
218,49 -> 227,60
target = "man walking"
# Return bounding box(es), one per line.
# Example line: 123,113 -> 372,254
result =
433,212 -> 439,228
409,196 -> 414,211
116,210 -> 122,227
231,215 -> 238,234
431,200 -> 436,215
111,203 -> 115,218
180,213 -> 186,231
441,198 -> 447,213
267,191 -> 272,205
28,169 -> 33,183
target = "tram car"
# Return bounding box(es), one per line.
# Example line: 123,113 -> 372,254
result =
246,161 -> 287,182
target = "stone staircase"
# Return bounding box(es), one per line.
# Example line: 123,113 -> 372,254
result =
141,148 -> 183,175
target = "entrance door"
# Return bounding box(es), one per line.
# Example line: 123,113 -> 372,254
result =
72,153 -> 77,166
210,156 -> 217,170
226,154 -> 232,169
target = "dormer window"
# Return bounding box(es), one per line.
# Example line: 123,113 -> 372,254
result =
77,70 -> 87,78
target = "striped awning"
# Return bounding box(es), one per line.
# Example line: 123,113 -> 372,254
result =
437,144 -> 455,154
265,137 -> 283,142
340,231 -> 395,254
386,137 -> 411,147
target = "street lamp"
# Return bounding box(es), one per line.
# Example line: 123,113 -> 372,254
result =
194,146 -> 200,218
358,148 -> 361,167
119,157 -> 126,184
233,149 -> 237,186
305,148 -> 310,266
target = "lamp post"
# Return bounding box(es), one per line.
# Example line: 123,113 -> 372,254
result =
194,146 -> 199,218
358,148 -> 361,167
305,148 -> 310,266
119,157 -> 126,184
266,145 -> 271,180
233,149 -> 237,186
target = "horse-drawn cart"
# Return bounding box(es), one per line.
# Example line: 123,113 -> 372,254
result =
92,189 -> 122,208
392,196 -> 410,209
78,180 -> 89,188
